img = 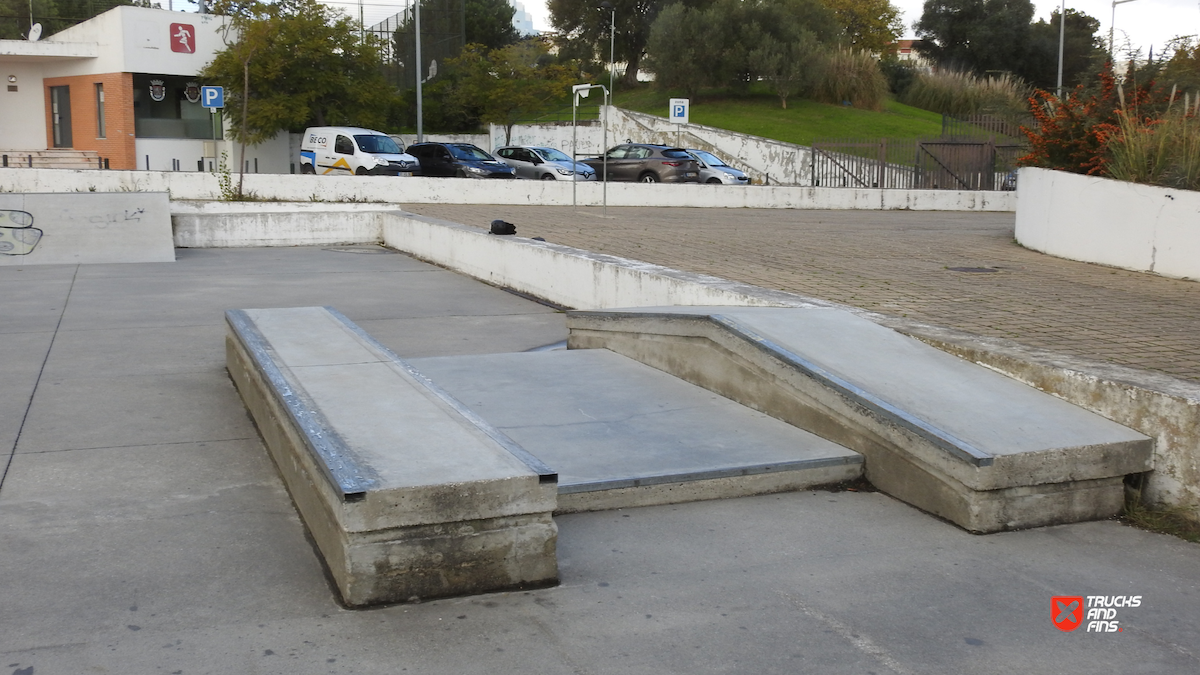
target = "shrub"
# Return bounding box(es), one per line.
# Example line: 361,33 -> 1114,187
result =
1107,110 -> 1200,191
812,47 -> 887,111
1019,65 -> 1161,176
901,69 -> 1029,117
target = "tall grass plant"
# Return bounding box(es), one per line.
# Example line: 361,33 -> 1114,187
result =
812,48 -> 888,111
1107,111 -> 1200,191
902,69 -> 1029,117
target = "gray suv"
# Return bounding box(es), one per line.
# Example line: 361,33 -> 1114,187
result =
495,146 -> 596,181
581,144 -> 700,183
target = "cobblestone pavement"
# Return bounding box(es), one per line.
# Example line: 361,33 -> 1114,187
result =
405,204 -> 1200,384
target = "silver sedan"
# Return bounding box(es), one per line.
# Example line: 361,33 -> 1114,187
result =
494,146 -> 597,181
687,149 -> 750,185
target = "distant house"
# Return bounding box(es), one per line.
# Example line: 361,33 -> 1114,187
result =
893,39 -> 932,69
0,6 -> 289,172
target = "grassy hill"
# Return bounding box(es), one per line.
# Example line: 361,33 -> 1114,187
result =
611,86 -> 945,146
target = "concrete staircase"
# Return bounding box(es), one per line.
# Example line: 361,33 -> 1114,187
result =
1,149 -> 102,169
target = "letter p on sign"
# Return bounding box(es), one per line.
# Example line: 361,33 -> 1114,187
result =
200,86 -> 224,109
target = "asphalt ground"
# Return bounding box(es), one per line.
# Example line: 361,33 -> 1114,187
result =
404,205 -> 1200,385
1,243 -> 1198,674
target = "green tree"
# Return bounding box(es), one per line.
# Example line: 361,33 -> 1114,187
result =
643,2 -> 712,99
644,0 -> 838,102
1024,8 -> 1106,90
445,39 -> 576,143
750,31 -> 822,109
465,0 -> 520,49
549,0 -> 667,86
202,0 -> 399,194
915,0 -> 1034,76
0,0 -> 130,40
818,0 -> 903,54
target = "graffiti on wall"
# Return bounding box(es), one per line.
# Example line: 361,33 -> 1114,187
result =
0,210 -> 42,255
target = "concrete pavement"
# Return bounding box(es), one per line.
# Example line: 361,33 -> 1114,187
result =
2,244 -> 1198,674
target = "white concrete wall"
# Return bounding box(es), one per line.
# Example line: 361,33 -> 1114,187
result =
1016,167 -> 1200,280
0,62 -> 48,151
45,6 -> 230,77
0,167 -> 1017,211
136,134 -> 292,174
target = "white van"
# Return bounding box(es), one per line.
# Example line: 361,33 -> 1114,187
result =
299,127 -> 419,176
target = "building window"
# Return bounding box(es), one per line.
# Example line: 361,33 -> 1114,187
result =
132,73 -> 216,140
95,83 -> 106,138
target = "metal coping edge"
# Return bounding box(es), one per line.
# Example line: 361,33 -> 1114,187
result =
225,309 -> 379,500
323,307 -> 559,483
569,308 -> 994,467
557,455 -> 862,494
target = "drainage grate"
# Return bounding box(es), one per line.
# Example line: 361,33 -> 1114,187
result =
947,266 -> 999,273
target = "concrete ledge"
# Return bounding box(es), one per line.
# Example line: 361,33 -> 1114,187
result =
224,306 -> 558,606
566,307 -> 1153,532
4,168 -> 1015,211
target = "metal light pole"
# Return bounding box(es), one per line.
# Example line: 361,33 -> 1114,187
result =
601,1 -> 615,96
572,84 -> 609,214
415,0 -> 424,142
1109,0 -> 1139,57
1055,0 -> 1065,98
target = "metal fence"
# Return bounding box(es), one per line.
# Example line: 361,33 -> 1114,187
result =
811,114 -> 1031,191
367,0 -> 465,91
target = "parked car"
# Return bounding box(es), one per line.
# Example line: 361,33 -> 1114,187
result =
686,149 -> 750,185
494,146 -> 597,181
580,143 -> 700,183
299,126 -> 420,176
406,142 -> 516,178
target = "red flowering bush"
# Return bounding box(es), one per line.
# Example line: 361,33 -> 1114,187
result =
1019,65 -> 1162,176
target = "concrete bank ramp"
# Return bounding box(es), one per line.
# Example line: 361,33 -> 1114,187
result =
566,306 -> 1154,533
408,349 -> 863,513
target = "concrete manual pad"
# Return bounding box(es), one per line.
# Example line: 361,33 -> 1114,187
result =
0,192 -> 174,265
408,349 -> 863,511
566,306 -> 1153,532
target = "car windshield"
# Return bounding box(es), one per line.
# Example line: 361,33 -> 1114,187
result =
661,149 -> 692,159
690,150 -> 727,167
450,145 -> 493,160
534,147 -> 572,163
355,135 -> 401,154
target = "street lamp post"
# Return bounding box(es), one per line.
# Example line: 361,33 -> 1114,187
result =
600,1 -> 615,97
1109,0 -> 1139,58
1055,0 -> 1065,99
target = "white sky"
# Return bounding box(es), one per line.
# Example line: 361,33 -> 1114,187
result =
315,0 -> 1197,55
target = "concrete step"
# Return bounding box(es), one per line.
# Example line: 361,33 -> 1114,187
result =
566,306 -> 1154,532
409,349 -> 863,513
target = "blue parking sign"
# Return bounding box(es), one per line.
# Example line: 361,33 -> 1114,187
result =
200,85 -> 224,109
669,98 -> 689,124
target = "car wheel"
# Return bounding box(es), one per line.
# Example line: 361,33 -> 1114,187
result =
300,164 -> 316,175
455,169 -> 468,178
706,177 -> 722,184
639,172 -> 660,183
355,167 -> 368,176
540,173 -> 556,180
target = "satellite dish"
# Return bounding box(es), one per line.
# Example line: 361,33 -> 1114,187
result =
27,23 -> 42,41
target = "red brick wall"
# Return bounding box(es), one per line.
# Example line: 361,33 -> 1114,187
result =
43,73 -> 136,170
